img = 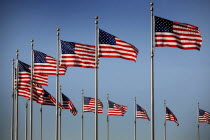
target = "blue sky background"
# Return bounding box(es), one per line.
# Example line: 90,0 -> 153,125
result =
0,0 -> 210,140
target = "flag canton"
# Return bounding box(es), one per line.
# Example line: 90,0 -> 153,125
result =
43,90 -> 50,97
18,60 -> 31,72
60,40 -> 76,54
62,93 -> 69,101
34,50 -> 47,63
137,104 -> 144,112
155,16 -> 173,33
84,97 -> 91,105
99,29 -> 116,45
199,109 -> 205,116
108,100 -> 115,108
166,107 -> 173,115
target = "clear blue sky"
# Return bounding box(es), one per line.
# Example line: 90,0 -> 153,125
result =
0,0 -> 210,140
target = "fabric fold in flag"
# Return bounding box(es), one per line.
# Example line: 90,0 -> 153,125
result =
61,93 -> 78,116
199,109 -> 210,124
18,60 -> 48,86
108,100 -> 128,116
83,97 -> 103,113
155,16 -> 202,50
136,104 -> 150,120
60,40 -> 96,68
166,107 -> 179,126
99,29 -> 138,62
34,50 -> 67,75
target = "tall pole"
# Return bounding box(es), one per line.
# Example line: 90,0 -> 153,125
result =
30,40 -> 34,140
197,102 -> 200,140
164,100 -> 166,140
11,59 -> 15,140
95,16 -> 99,140
25,99 -> 28,140
15,50 -> 19,140
106,94 -> 109,140
40,104 -> 42,140
59,85 -> 62,140
81,89 -> 84,140
134,97 -> 136,140
150,3 -> 155,140
56,28 -> 60,140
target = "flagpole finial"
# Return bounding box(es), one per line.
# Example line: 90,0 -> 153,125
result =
12,58 -> 14,61
31,40 -> 34,42
16,50 -> 19,52
150,2 -> 154,6
57,28 -> 60,31
95,16 -> 99,19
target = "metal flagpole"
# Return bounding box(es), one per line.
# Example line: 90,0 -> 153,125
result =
25,99 -> 28,140
164,100 -> 166,140
106,94 -> 109,140
40,104 -> 42,140
15,50 -> 19,140
56,28 -> 60,140
30,40 -> 34,140
11,59 -> 15,140
197,102 -> 200,140
134,97 -> 136,140
81,89 -> 84,140
150,3 -> 155,140
59,85 -> 62,140
95,16 -> 99,140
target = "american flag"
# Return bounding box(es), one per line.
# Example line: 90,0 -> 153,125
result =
83,97 -> 103,113
99,29 -> 139,62
34,50 -> 67,75
61,93 -> 77,116
108,100 -> 128,116
136,104 -> 150,120
155,16 -> 202,50
18,60 -> 48,86
60,40 -> 96,68
37,89 -> 63,108
199,109 -> 210,124
166,107 -> 179,126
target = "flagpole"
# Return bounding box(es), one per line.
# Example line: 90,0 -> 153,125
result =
40,104 -> 42,140
59,85 -> 62,140
95,16 -> 99,140
106,94 -> 109,140
25,99 -> 28,140
164,100 -> 166,140
15,50 -> 19,140
81,89 -> 84,140
56,28 -> 60,140
197,102 -> 200,140
11,59 -> 15,140
134,97 -> 136,140
30,40 -> 34,140
150,3 -> 155,140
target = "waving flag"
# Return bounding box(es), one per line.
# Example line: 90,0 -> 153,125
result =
155,16 -> 202,50
136,104 -> 150,120
199,109 -> 210,124
37,89 -> 63,108
34,50 -> 67,75
83,97 -> 103,113
108,100 -> 128,116
99,29 -> 138,62
166,107 -> 179,126
61,93 -> 77,116
60,40 -> 96,68
18,60 -> 48,86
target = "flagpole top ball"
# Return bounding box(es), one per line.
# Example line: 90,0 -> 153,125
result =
57,28 -> 60,31
12,59 -> 14,61
16,50 -> 19,52
95,16 -> 99,19
31,40 -> 34,42
150,2 -> 154,6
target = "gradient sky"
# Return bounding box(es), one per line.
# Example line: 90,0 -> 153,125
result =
0,0 -> 210,140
